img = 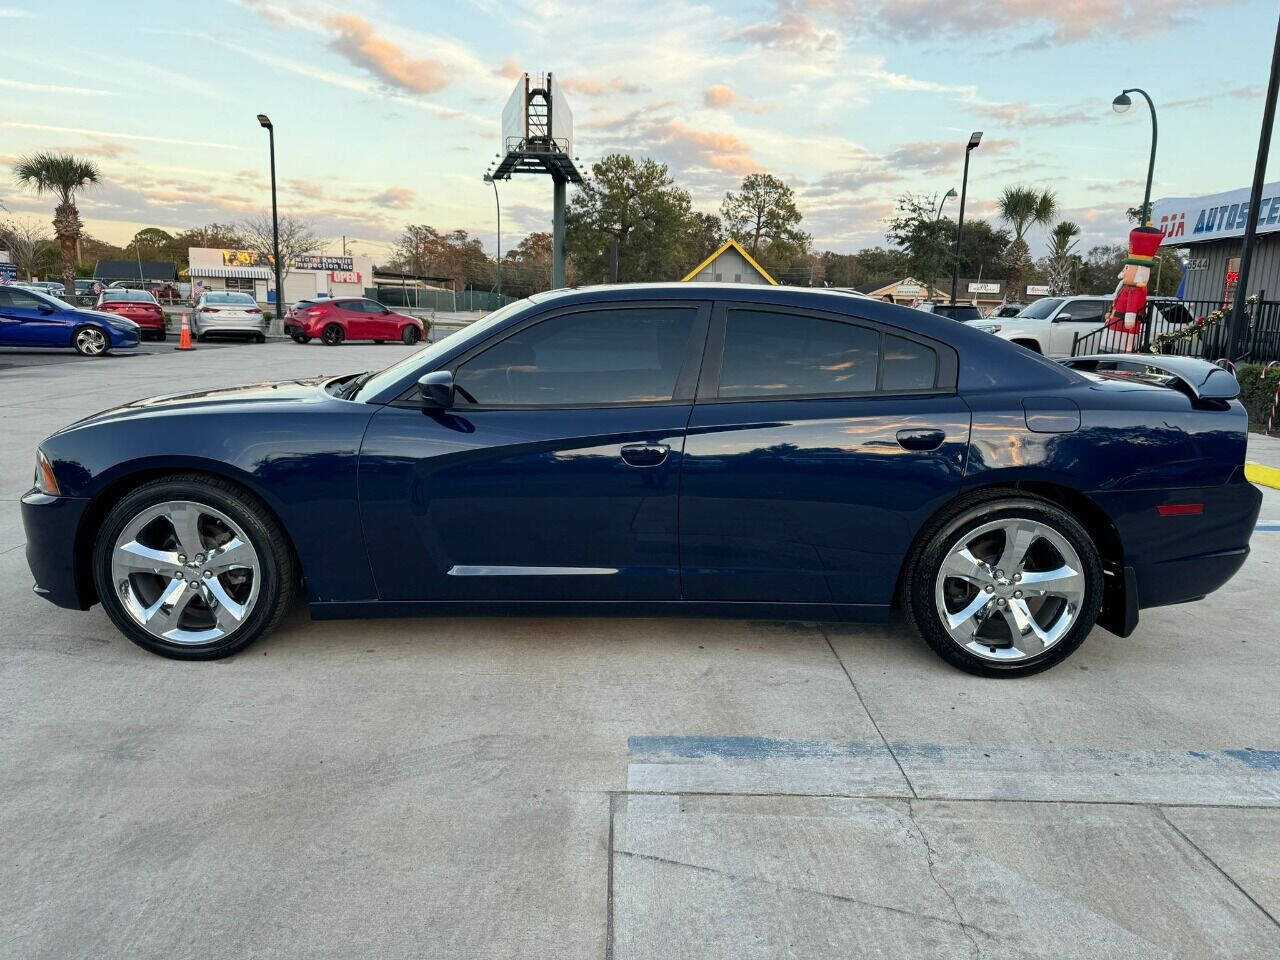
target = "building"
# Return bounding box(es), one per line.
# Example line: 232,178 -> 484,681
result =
683,239 -> 777,285
187,247 -> 375,305
93,260 -> 178,284
1152,181 -> 1280,303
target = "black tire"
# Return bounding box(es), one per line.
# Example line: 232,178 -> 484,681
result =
321,324 -> 345,346
72,325 -> 111,357
1012,339 -> 1042,354
253,333 -> 266,344
91,475 -> 297,660
902,490 -> 1103,678
291,333 -> 311,344
373,339 -> 385,344
401,325 -> 420,345
155,330 -> 167,343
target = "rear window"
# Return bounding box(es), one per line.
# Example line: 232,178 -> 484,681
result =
103,290 -> 155,302
206,292 -> 256,305
930,305 -> 982,322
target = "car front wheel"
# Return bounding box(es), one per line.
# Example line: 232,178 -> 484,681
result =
904,491 -> 1103,677
73,326 -> 110,356
92,476 -> 297,659
401,325 -> 420,345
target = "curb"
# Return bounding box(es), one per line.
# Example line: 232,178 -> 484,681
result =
1246,461 -> 1280,490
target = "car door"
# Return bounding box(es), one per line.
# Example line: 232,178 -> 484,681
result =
330,300 -> 363,338
358,300 -> 711,601
367,301 -> 398,339
1049,298 -> 1109,356
0,288 -> 69,347
679,302 -> 970,607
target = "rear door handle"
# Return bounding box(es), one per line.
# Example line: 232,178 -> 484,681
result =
896,428 -> 945,451
620,443 -> 670,467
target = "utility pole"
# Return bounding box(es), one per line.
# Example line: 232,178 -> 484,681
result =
1229,12 -> 1280,358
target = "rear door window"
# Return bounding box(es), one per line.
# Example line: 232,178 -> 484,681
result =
718,310 -> 880,397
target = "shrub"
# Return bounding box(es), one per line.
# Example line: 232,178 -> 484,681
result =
1238,363 -> 1280,431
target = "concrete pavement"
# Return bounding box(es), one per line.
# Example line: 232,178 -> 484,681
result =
1,342 -> 1277,959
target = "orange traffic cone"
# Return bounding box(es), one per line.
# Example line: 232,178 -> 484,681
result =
175,313 -> 195,351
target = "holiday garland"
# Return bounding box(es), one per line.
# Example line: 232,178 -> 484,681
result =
1147,296 -> 1259,353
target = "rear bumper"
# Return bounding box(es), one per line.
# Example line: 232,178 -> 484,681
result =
21,490 -> 92,610
1094,472 -> 1262,613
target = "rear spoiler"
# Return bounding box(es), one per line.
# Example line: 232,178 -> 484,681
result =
1060,355 -> 1240,401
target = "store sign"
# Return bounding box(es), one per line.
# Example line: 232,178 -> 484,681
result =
222,249 -> 272,267
1151,180 -> 1280,246
1025,284 -> 1050,296
0,262 -> 17,282
896,283 -> 922,297
295,254 -> 354,272
1185,258 -> 1209,271
967,282 -> 1000,294
330,270 -> 362,284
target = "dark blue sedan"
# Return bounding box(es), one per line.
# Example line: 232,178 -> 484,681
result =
0,285 -> 141,355
21,284 -> 1261,675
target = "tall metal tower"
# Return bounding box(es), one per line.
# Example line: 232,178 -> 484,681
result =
487,72 -> 583,288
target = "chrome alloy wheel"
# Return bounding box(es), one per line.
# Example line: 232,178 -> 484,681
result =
933,517 -> 1086,662
76,327 -> 108,355
110,500 -> 261,645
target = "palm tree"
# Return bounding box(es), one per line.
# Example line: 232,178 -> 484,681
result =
1046,220 -> 1081,295
12,152 -> 100,297
998,186 -> 1056,304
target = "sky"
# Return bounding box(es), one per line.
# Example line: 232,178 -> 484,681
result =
1,0 -> 1278,266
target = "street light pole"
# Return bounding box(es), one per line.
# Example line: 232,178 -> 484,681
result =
935,187 -> 957,221
484,173 -> 502,298
950,132 -> 982,306
257,114 -> 284,337
1111,88 -> 1158,224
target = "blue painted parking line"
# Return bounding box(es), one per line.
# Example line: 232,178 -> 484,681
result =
1255,523 -> 1280,532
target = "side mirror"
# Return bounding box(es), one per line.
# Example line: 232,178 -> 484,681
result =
38,305 -> 55,314
417,370 -> 455,408
1055,312 -> 1072,322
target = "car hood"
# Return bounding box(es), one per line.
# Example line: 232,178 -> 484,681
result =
52,376 -> 343,435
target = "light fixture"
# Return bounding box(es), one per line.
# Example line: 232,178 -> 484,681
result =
257,114 -> 272,129
945,187 -> 958,199
967,131 -> 983,149
1112,92 -> 1132,114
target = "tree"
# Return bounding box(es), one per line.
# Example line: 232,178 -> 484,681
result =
389,225 -> 493,291
954,219 -> 1011,282
237,213 -> 322,283
997,186 -> 1056,305
886,193 -> 953,297
1045,221 -> 1081,295
500,232 -> 554,298
719,173 -> 808,275
12,152 -> 100,296
0,217 -> 56,280
566,154 -> 705,283
684,211 -> 725,268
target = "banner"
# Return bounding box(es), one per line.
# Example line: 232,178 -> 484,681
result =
1152,180 -> 1280,246
222,249 -> 272,267
295,254 -> 354,272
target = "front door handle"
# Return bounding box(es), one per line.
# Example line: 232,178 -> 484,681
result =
620,442 -> 670,467
896,428 -> 945,451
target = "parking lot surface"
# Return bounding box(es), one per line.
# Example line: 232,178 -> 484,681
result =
2,343 -> 1278,959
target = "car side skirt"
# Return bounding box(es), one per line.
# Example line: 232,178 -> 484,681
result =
308,599 -> 891,624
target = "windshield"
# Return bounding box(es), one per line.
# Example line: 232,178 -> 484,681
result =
205,292 -> 256,305
349,297 -> 535,401
1016,298 -> 1063,320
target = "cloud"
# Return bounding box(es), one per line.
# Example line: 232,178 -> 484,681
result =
806,168 -> 904,197
55,140 -> 139,159
704,84 -> 736,108
0,7 -> 34,17
0,77 -> 118,97
324,14 -> 450,94
884,138 -> 1014,175
370,186 -> 416,209
731,10 -> 838,54
1,122 -> 244,151
493,58 -> 521,80
560,76 -> 648,97
1164,86 -> 1262,110
977,99 -> 1102,128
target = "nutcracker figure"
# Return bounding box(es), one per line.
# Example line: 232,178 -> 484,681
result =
1107,225 -> 1163,334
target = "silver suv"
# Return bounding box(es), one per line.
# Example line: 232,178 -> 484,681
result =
977,296 -> 1112,357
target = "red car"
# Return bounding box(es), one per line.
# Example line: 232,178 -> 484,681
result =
284,298 -> 424,346
96,290 -> 167,341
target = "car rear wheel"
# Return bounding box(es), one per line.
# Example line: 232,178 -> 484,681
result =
903,491 -> 1103,677
73,326 -> 110,357
321,324 -> 345,346
401,325 -> 420,345
155,330 -> 167,342
290,333 -> 311,344
253,333 -> 266,344
92,476 -> 296,660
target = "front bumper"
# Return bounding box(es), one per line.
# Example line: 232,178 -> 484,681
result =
21,490 -> 92,610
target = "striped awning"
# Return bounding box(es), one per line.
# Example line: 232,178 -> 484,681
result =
188,266 -> 273,279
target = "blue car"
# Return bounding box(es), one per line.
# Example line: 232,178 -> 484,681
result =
0,285 -> 141,356
21,284 -> 1261,676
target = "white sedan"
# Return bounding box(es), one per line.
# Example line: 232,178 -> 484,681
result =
191,292 -> 268,342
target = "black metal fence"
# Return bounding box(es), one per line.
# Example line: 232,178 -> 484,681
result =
1070,297 -> 1280,363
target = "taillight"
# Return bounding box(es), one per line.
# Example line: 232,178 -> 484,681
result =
201,307 -> 218,313
247,308 -> 262,315
306,308 -> 324,317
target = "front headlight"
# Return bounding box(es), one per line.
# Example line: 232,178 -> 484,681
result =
34,448 -> 60,496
